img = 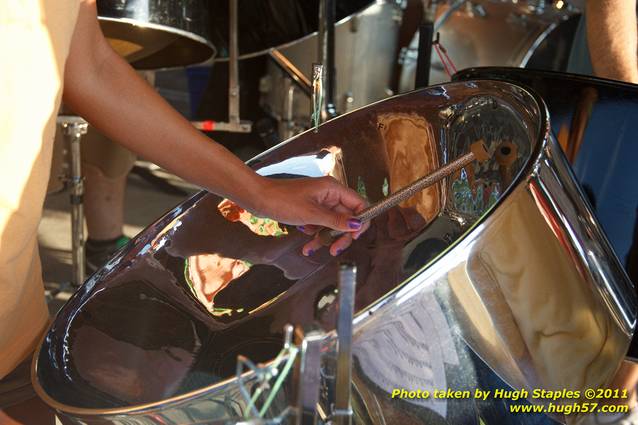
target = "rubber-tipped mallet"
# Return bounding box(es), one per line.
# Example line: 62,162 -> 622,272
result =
317,140 -> 491,246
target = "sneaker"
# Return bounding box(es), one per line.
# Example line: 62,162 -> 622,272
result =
85,235 -> 130,273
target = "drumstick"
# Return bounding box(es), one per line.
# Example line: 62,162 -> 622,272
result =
317,140 -> 491,246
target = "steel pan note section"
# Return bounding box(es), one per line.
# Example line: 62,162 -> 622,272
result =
34,81 -> 636,424
97,0 -> 215,69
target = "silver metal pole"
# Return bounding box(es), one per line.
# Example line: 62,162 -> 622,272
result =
295,326 -> 324,425
333,263 -> 356,425
311,64 -> 324,131
228,0 -> 240,126
60,116 -> 88,287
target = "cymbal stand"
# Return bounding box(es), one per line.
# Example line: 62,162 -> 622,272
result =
58,115 -> 88,287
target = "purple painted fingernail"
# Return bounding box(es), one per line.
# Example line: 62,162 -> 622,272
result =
297,225 -> 305,232
347,218 -> 361,230
307,249 -> 314,256
336,248 -> 343,255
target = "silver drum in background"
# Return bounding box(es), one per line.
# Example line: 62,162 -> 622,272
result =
260,1 -> 403,139
97,0 -> 216,70
399,0 -> 579,91
33,81 -> 636,424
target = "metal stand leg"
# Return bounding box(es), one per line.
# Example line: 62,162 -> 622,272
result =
333,263 -> 357,425
60,116 -> 88,287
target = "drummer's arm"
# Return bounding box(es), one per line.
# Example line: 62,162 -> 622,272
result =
61,1 -> 367,249
586,0 -> 638,83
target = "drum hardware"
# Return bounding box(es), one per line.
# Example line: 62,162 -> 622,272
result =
332,264 -> 356,425
57,116 -> 88,287
260,1 -> 403,141
414,0 -> 439,88
192,0 -> 252,134
318,0 -> 338,120
317,140 -> 490,245
236,325 -> 300,421
269,50 -> 313,97
294,326 -> 324,425
267,48 -> 312,140
312,64 -> 325,130
284,79 -> 300,140
234,265 -> 358,425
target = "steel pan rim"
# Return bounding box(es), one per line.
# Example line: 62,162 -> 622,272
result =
98,16 -> 217,67
213,0 -> 400,62
31,80 -> 549,418
454,66 -> 638,91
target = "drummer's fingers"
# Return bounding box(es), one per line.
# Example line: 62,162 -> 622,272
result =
329,233 -> 353,256
302,238 -> 324,256
296,224 -> 319,235
352,220 -> 370,240
307,205 -> 362,233
316,176 -> 367,212
334,183 -> 367,212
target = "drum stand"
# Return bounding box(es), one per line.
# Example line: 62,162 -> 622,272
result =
58,116 -> 87,287
234,263 -> 357,425
192,0 -> 252,134
415,0 -> 439,88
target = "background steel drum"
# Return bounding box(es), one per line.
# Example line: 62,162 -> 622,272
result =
34,81 -> 635,424
208,0 -> 375,60
97,0 -> 215,69
399,0 -> 579,90
259,0 -> 403,139
453,68 -> 638,285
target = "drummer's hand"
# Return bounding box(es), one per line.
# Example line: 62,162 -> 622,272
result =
253,176 -> 369,256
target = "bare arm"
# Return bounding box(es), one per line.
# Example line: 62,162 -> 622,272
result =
586,0 -> 638,83
63,1 -> 368,255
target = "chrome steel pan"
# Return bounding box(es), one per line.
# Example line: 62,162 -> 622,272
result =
399,0 -> 578,90
97,0 -> 215,69
260,0 -> 403,138
454,68 -> 638,282
33,81 -> 636,424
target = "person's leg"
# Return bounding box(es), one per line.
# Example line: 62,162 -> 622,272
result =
80,127 -> 136,272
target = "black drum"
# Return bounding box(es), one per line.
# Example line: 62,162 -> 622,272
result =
208,0 -> 374,60
97,0 -> 215,69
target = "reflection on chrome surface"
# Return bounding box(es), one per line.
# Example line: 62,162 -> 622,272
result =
34,81 -> 636,424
